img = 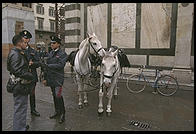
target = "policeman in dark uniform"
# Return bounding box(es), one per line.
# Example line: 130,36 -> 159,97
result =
36,44 -> 48,60
19,30 -> 40,116
7,34 -> 33,131
41,35 -> 67,124
36,44 -> 42,58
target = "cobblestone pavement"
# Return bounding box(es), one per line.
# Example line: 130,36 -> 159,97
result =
2,59 -> 194,131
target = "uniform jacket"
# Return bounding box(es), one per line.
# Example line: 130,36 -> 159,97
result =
37,50 -> 48,60
45,48 -> 67,87
7,47 -> 33,95
24,46 -> 40,82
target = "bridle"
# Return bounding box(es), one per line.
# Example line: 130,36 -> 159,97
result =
102,56 -> 119,80
88,38 -> 103,57
75,37 -> 103,77
103,66 -> 119,79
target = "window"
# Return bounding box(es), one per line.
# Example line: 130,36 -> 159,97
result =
50,20 -> 55,32
36,4 -> 44,15
37,18 -> 44,30
49,7 -> 55,17
22,3 -> 32,8
60,7 -> 65,16
15,21 -> 24,35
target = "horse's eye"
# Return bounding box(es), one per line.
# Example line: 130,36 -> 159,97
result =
93,43 -> 97,45
113,65 -> 116,68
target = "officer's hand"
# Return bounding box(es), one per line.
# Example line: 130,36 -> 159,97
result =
29,60 -> 33,66
40,62 -> 48,69
42,80 -> 47,86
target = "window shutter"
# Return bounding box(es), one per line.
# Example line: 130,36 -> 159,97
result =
42,7 -> 44,15
36,5 -> 39,13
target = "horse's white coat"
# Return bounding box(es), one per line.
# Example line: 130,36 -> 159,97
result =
74,33 -> 104,108
98,48 -> 121,114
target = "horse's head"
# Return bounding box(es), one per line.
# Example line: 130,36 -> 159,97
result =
101,49 -> 118,87
87,33 -> 105,57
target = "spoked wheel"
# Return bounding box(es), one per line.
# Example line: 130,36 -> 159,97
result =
89,75 -> 100,88
156,75 -> 179,96
126,74 -> 146,93
89,69 -> 100,88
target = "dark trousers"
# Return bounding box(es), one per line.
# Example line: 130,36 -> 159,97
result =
13,94 -> 28,131
51,86 -> 65,114
29,82 -> 37,112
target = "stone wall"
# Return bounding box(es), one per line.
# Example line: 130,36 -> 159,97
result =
63,3 -> 194,83
112,3 -> 136,48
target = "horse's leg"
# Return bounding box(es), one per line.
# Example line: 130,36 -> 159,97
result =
106,78 -> 117,116
83,77 -> 88,106
76,75 -> 83,109
114,72 -> 120,99
113,82 -> 118,99
98,74 -> 104,114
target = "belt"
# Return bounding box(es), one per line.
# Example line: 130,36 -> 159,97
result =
10,74 -> 31,84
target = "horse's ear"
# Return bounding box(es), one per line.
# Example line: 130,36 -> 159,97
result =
103,49 -> 106,56
86,33 -> 90,38
108,48 -> 113,52
112,49 -> 118,57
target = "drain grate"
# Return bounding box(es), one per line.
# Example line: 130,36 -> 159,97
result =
128,120 -> 151,130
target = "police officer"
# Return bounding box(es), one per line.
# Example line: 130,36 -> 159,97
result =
36,44 -> 48,60
7,34 -> 33,131
36,44 -> 42,58
19,30 -> 40,116
42,35 -> 67,124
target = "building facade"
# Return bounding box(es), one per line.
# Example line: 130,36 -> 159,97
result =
34,3 -> 56,51
2,3 -> 35,57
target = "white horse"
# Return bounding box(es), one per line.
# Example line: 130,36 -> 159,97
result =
98,48 -> 121,116
74,33 -> 105,108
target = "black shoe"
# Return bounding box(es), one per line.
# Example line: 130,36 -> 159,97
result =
49,112 -> 59,119
25,125 -> 29,131
31,110 -> 40,116
59,114 -> 65,124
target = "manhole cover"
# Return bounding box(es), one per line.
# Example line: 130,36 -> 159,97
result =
128,120 -> 151,130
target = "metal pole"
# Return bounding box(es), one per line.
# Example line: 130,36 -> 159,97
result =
55,3 -> 58,36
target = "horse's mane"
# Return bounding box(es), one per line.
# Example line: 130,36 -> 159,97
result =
79,38 -> 88,50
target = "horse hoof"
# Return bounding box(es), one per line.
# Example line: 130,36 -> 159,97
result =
114,95 -> 118,100
106,112 -> 112,117
78,105 -> 83,109
98,111 -> 104,116
84,102 -> 88,107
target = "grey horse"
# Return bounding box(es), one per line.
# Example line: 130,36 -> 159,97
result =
98,47 -> 121,116
74,33 -> 105,108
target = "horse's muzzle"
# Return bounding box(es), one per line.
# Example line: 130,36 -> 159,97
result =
103,78 -> 112,88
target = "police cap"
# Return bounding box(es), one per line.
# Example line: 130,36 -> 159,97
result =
50,35 -> 61,44
19,30 -> 32,39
